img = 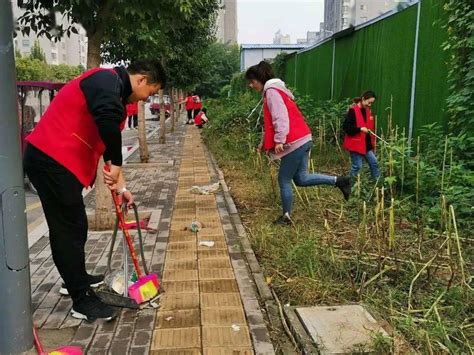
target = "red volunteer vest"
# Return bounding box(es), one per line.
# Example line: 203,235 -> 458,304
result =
26,68 -> 127,187
126,102 -> 138,116
185,96 -> 194,110
194,112 -> 204,125
342,104 -> 376,155
263,88 -> 311,151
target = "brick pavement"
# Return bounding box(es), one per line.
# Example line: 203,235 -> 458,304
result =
28,121 -> 274,354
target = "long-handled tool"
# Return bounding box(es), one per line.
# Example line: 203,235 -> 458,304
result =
368,129 -> 408,156
108,185 -> 160,304
33,327 -> 82,355
95,202 -> 155,308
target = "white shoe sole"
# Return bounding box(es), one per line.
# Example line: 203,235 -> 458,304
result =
59,281 -> 104,296
71,309 -> 115,322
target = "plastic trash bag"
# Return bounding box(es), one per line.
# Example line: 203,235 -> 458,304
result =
189,182 -> 220,195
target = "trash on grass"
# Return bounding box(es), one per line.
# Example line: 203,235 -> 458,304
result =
189,182 -> 220,195
231,324 -> 241,332
199,241 -> 215,248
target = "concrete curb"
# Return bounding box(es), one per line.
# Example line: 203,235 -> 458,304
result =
202,144 -> 277,355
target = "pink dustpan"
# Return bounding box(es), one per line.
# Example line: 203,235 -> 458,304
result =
128,273 -> 160,304
34,327 -> 83,355
44,346 -> 83,355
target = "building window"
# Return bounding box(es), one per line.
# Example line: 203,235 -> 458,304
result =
360,5 -> 367,10
62,42 -> 66,49
51,52 -> 57,60
22,39 -> 30,47
343,5 -> 349,12
62,54 -> 66,61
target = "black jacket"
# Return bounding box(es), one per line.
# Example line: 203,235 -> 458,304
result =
79,66 -> 132,166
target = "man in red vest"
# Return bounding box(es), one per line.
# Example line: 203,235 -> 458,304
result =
24,60 -> 166,321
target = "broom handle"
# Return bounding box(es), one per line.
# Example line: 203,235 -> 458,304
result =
105,166 -> 143,278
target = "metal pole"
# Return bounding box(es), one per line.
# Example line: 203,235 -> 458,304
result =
331,38 -> 336,99
0,0 -> 34,353
294,53 -> 298,88
408,0 -> 422,142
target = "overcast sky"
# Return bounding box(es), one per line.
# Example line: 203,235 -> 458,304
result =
237,0 -> 325,44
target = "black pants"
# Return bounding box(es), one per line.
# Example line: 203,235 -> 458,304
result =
193,109 -> 200,118
187,109 -> 193,121
128,114 -> 138,128
24,144 -> 89,301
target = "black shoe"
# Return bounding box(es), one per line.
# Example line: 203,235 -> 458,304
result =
336,176 -> 352,201
71,290 -> 117,321
273,214 -> 292,226
60,274 -> 104,296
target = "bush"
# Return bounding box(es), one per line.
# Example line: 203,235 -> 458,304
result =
229,72 -> 248,97
15,57 -> 84,82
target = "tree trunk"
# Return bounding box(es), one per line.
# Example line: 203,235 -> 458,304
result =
176,89 -> 181,123
138,100 -> 149,162
86,32 -> 101,69
159,89 -> 166,144
87,30 -> 114,230
170,88 -> 175,133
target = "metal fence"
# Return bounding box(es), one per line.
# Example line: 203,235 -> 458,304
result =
283,0 -> 449,138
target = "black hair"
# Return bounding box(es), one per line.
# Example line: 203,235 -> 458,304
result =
202,108 -> 207,113
354,90 -> 376,104
127,60 -> 167,88
245,61 -> 275,85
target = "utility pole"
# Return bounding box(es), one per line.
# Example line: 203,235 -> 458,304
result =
0,0 -> 34,353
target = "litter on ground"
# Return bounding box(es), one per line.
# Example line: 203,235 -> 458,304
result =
199,241 -> 215,247
189,182 -> 220,195
231,324 -> 241,332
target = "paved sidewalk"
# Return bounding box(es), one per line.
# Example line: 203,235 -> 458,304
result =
151,127 -> 253,354
28,122 -> 274,354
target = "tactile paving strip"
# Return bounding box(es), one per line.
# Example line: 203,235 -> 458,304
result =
152,127 -> 253,353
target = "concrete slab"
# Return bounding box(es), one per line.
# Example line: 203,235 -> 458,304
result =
296,305 -> 389,354
202,326 -> 252,348
151,327 -> 201,350
201,293 -> 242,308
203,348 -> 253,355
201,308 -> 247,326
160,293 -> 200,311
200,280 -> 239,293
156,309 -> 200,329
199,269 -> 235,280
162,281 -> 199,294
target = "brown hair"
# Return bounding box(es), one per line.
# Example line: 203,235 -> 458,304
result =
354,90 -> 376,104
245,61 -> 275,85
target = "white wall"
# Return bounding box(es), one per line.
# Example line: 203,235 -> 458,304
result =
241,48 -> 300,70
13,2 -> 87,67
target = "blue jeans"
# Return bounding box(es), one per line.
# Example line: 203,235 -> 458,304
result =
278,141 -> 336,214
350,150 -> 380,180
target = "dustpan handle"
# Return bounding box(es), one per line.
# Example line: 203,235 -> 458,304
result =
104,165 -> 143,278
107,216 -> 120,274
131,203 -> 149,275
